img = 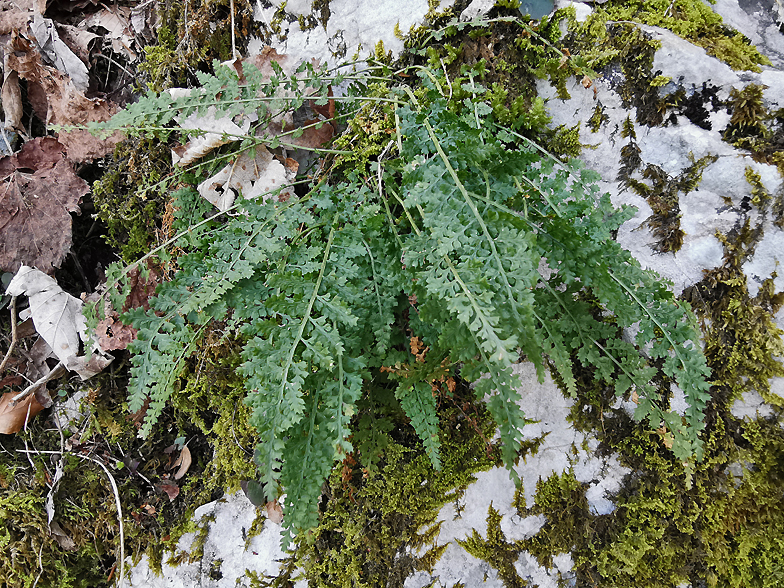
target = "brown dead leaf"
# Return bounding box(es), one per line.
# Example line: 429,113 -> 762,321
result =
265,500 -> 284,524
0,139 -> 88,273
48,0 -> 99,13
272,118 -> 335,151
6,31 -> 123,162
1,70 -> 23,132
581,75 -> 593,89
130,0 -> 157,44
80,7 -> 136,60
30,14 -> 89,92
94,262 -> 159,352
128,396 -> 149,428
64,352 -> 113,381
0,373 -> 23,388
54,23 -> 100,66
0,390 -> 45,434
172,445 -> 192,480
95,316 -> 137,352
157,480 -> 180,501
0,135 -> 65,175
310,86 -> 335,121
49,520 -> 77,551
0,7 -> 32,35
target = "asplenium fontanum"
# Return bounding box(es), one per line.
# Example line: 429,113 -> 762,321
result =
89,57 -> 711,546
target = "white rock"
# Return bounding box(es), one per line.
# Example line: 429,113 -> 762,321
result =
709,0 -> 784,68
127,491 -> 287,588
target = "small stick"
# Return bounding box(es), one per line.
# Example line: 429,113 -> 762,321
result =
11,363 -> 66,406
79,454 -> 125,588
0,296 -> 19,373
230,0 -> 237,60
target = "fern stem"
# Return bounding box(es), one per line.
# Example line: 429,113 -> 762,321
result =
422,117 -> 523,320
360,237 -> 387,328
606,270 -> 694,375
278,211 -> 340,416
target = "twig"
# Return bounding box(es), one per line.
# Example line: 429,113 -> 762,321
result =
230,0 -> 237,60
31,544 -> 44,588
0,296 -> 18,373
11,363 -> 66,406
78,454 -> 125,588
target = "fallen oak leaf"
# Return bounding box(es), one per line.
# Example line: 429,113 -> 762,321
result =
1,70 -> 23,132
197,144 -> 295,211
92,261 -> 159,352
30,13 -> 90,92
0,7 -> 33,36
7,267 -> 85,364
95,316 -> 137,352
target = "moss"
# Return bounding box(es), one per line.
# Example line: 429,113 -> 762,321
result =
0,431 -> 151,587
618,121 -> 717,252
139,0 -> 255,91
258,387 -> 502,587
91,137 -> 173,263
723,84 -> 769,150
588,102 -> 610,133
329,82 -> 398,179
396,6 -> 594,157
499,188 -> 784,587
169,343 -> 258,499
458,503 -> 528,587
701,418 -> 784,587
599,0 -> 771,72
722,84 -> 784,175
684,223 -> 784,408
167,512 -> 216,566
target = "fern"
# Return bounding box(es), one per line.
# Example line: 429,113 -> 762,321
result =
90,49 -> 712,545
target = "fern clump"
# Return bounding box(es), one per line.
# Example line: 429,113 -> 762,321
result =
89,42 -> 712,546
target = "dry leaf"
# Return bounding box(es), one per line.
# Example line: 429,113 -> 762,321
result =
49,520 -> 77,551
54,23 -> 100,65
63,352 -> 113,380
6,31 -> 123,162
172,446 -> 192,480
157,480 -> 180,501
79,7 -> 136,61
581,75 -> 593,89
265,500 -> 283,524
5,266 -> 113,379
0,139 -> 88,273
0,7 -> 32,35
30,14 -> 89,92
170,102 -> 251,167
94,262 -> 159,352
48,0 -> 99,13
130,0 -> 158,44
197,145 -> 295,211
0,391 -> 45,434
1,70 -> 23,132
95,316 -> 137,352
6,266 -> 85,363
